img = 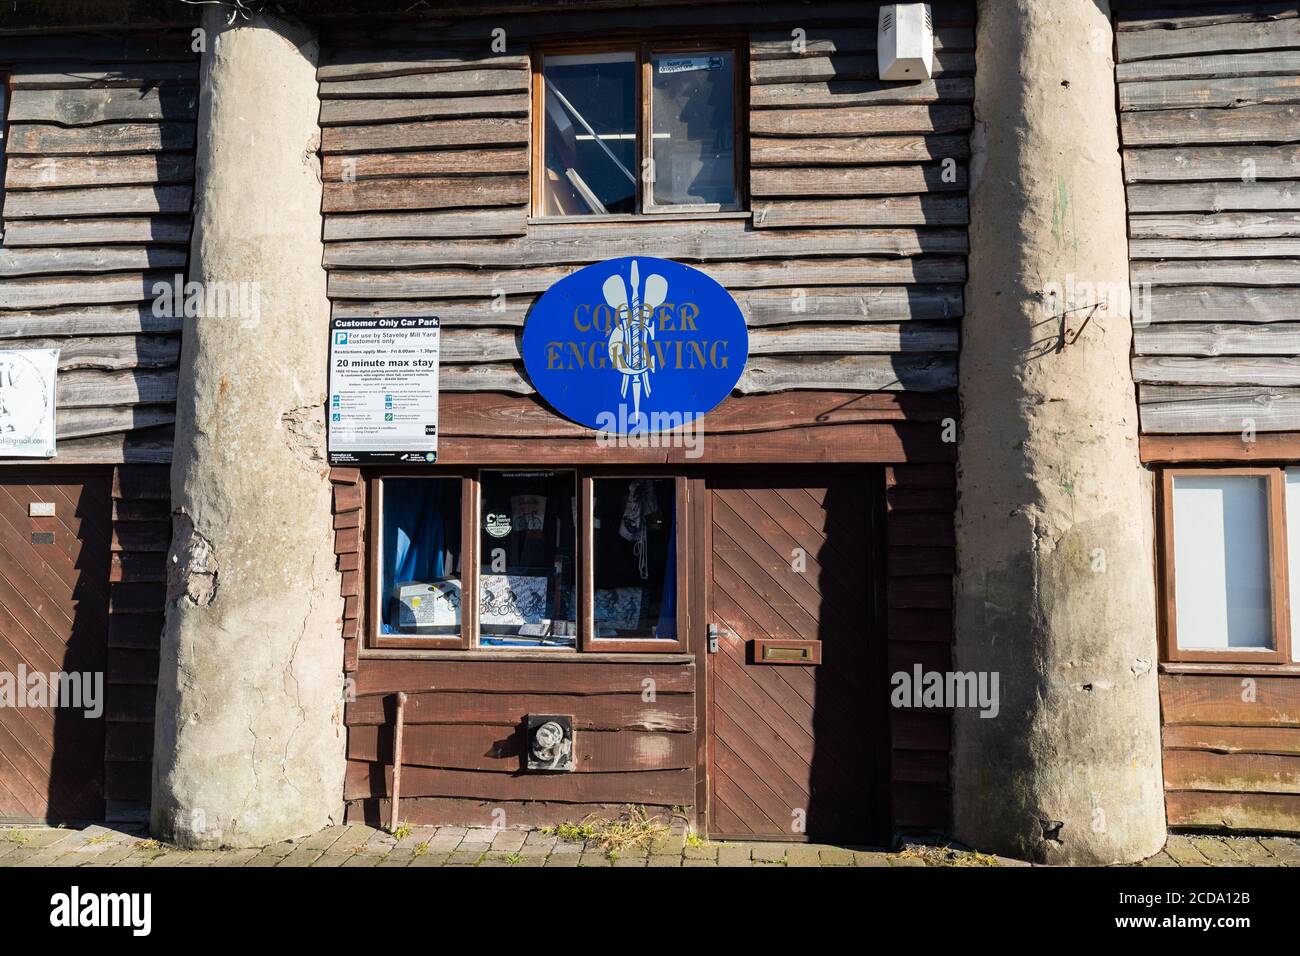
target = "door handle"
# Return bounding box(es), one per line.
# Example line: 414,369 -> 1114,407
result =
707,623 -> 731,653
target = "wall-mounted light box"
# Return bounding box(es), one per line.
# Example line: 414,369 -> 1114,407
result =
879,3 -> 935,81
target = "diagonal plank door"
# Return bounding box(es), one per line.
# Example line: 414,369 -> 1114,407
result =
705,472 -> 881,841
0,472 -> 111,823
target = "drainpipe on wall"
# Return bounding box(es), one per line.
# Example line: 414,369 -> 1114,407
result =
952,0 -> 1166,864
151,9 -> 346,848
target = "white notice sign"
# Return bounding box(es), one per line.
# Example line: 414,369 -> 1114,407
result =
328,318 -> 440,464
0,349 -> 58,458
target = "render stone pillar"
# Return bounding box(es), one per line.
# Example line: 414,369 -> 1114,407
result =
952,0 -> 1165,864
152,10 -> 345,847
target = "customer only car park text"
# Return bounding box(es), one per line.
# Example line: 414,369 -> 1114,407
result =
328,317 -> 441,464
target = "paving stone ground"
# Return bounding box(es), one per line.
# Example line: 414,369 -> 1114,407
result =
1,824 -> 1297,868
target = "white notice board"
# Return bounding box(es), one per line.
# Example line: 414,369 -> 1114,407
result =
0,349 -> 58,458
328,318 -> 440,465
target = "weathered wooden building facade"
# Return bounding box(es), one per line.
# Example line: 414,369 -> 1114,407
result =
320,0 -> 972,840
0,25 -> 196,822
1117,2 -> 1300,833
0,0 -> 1297,858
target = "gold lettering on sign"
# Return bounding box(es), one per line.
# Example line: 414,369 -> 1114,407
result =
547,301 -> 726,372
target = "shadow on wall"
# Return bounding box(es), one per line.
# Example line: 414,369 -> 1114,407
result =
806,471 -> 891,841
45,474 -> 112,823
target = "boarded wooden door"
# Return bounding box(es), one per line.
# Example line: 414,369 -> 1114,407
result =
0,472 -> 111,822
704,472 -> 883,841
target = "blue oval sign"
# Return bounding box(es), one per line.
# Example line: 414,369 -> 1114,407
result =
522,257 -> 748,433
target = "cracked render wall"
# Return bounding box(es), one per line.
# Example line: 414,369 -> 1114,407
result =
151,10 -> 346,848
951,0 -> 1165,864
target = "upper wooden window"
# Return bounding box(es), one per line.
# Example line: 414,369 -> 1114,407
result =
369,469 -> 688,653
531,40 -> 744,218
1159,466 -> 1297,664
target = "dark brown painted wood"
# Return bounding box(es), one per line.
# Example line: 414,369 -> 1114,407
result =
347,722 -> 693,771
0,471 -> 111,823
704,471 -> 882,841
347,690 -> 694,730
1161,673 -> 1300,728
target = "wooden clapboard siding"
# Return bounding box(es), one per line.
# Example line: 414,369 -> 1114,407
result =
332,467 -> 365,671
317,1 -> 973,401
883,463 -> 955,830
317,1 -> 969,836
433,390 -> 957,464
343,658 -> 696,826
1160,669 -> 1300,833
0,33 -> 197,465
1117,8 -> 1300,435
102,464 -> 169,822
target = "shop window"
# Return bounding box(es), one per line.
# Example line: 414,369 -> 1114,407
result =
534,42 -> 742,217
377,477 -> 464,640
591,477 -> 677,640
370,470 -> 686,653
1160,468 -> 1294,664
478,470 -> 577,648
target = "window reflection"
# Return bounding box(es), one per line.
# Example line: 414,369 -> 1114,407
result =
593,477 -> 676,639
478,471 -> 577,647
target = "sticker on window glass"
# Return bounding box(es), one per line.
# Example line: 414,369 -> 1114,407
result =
484,512 -> 512,538
657,55 -> 723,74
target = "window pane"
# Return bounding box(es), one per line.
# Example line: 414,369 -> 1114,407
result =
478,471 -> 577,647
380,478 -> 463,637
650,51 -> 735,207
593,478 -> 676,640
1287,469 -> 1300,661
1172,475 -> 1274,651
542,51 -> 637,216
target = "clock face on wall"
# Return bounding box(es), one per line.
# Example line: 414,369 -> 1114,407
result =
0,350 -> 57,457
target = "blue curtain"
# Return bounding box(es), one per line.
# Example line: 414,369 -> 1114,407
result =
382,479 -> 455,631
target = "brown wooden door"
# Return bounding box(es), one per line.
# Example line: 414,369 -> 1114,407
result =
0,471 -> 111,823
704,471 -> 884,841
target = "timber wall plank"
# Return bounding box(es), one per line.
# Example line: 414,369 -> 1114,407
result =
0,33 -> 197,466
1160,670 -> 1300,833
1117,7 -> 1300,436
343,657 -> 697,827
103,463 -> 170,822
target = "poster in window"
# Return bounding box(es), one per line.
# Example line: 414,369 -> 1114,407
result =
480,574 -> 549,626
0,349 -> 58,458
328,317 -> 440,465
